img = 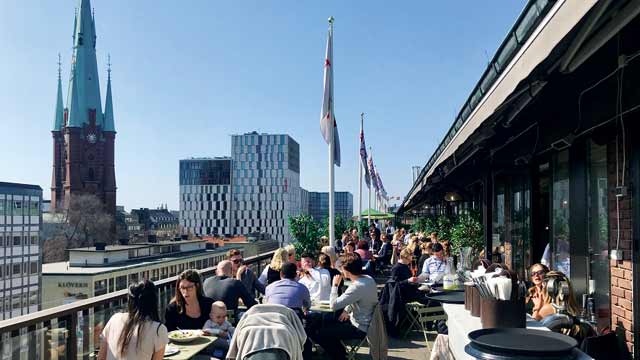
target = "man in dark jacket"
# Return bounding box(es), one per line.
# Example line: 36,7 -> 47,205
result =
228,249 -> 265,296
203,260 -> 257,313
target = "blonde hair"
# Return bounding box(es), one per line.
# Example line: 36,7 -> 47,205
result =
270,248 -> 289,271
284,244 -> 296,258
319,236 -> 329,248
400,247 -> 413,261
211,301 -> 227,313
321,246 -> 337,266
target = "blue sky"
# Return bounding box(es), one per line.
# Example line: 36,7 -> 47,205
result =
0,0 -> 526,211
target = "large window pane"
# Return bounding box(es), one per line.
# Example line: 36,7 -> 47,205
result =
492,180 -> 506,263
511,176 -> 531,280
552,150 -> 571,277
587,140 -> 610,329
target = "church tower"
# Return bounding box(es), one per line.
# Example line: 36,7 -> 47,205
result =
51,0 -> 117,216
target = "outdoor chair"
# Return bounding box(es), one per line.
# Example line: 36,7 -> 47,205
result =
403,302 -> 447,353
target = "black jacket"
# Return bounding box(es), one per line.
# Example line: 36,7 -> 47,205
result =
203,275 -> 257,311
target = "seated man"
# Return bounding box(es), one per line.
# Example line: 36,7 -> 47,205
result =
298,253 -> 331,302
203,260 -> 257,313
373,233 -> 392,268
228,249 -> 265,296
264,262 -> 311,315
310,253 -> 378,360
416,242 -> 447,283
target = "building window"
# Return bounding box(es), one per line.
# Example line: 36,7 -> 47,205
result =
30,235 -> 38,246
108,278 -> 114,292
587,140 -> 610,329
129,273 -> 138,284
0,199 -> 4,216
30,261 -> 37,274
29,291 -> 38,306
13,235 -> 21,246
13,200 -> 22,216
12,264 -> 21,277
116,275 -> 127,290
94,279 -> 108,296
30,201 -> 39,216
12,295 -> 21,310
551,150 -> 570,277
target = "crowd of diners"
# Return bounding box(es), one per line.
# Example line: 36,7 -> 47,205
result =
94,222 -> 590,359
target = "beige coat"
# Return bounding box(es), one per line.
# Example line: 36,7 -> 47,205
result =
366,305 -> 388,360
227,304 -> 307,360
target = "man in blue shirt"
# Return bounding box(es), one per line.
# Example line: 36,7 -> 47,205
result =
264,262 -> 311,311
419,242 -> 447,282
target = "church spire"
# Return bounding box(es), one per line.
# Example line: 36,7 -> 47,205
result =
66,0 -> 102,128
103,55 -> 115,132
53,54 -> 64,131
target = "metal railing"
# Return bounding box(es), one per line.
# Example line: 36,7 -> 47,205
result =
0,250 -> 275,360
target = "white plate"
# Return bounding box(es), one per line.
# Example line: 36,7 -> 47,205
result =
168,330 -> 200,344
164,345 -> 180,357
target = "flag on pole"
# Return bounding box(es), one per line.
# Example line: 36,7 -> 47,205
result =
360,120 -> 370,188
320,20 -> 341,167
368,154 -> 379,193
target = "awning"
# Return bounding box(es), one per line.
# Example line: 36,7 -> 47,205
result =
403,0 -> 597,210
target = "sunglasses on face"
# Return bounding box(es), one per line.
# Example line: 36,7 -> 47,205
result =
232,258 -> 243,264
531,270 -> 546,277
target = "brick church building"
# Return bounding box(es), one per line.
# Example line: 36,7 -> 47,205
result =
51,0 -> 116,216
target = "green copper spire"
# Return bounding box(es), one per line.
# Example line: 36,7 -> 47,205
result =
53,54 -> 64,131
103,55 -> 115,132
66,0 -> 102,128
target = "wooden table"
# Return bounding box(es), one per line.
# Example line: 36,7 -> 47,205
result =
165,335 -> 217,360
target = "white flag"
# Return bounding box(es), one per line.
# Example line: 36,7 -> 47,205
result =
320,21 -> 341,167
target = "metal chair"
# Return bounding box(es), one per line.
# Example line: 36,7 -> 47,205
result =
403,302 -> 447,353
340,336 -> 368,360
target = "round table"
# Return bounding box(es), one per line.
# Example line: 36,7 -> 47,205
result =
426,291 -> 465,304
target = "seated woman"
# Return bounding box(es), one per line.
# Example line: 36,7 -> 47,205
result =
417,242 -> 433,271
535,271 -> 588,341
318,253 -> 343,294
165,270 -> 213,331
355,240 -> 373,262
98,280 -> 167,360
258,248 -> 290,287
321,245 -> 341,269
311,253 -> 378,360
390,248 -> 414,282
344,241 -> 356,254
526,263 -> 549,315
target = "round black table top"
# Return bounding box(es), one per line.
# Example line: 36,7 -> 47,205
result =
467,328 -> 578,356
430,284 -> 465,292
425,291 -> 465,304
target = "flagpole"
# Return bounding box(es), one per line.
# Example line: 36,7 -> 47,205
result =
358,113 -> 364,235
368,146 -> 372,226
327,17 -> 336,249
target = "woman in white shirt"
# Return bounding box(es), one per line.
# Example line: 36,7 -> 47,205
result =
98,280 -> 168,360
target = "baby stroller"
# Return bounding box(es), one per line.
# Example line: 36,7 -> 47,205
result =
227,304 -> 306,360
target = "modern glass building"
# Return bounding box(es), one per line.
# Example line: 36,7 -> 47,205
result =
308,191 -> 353,223
231,132 -> 302,244
179,157 -> 232,236
0,182 -> 42,320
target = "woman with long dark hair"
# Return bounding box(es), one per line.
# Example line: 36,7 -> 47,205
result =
165,269 -> 214,331
98,280 -> 167,360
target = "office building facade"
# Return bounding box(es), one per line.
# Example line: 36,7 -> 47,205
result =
179,158 -> 232,236
0,182 -> 42,320
231,133 -> 302,244
308,191 -> 353,223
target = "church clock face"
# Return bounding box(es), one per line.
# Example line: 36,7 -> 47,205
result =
87,133 -> 97,144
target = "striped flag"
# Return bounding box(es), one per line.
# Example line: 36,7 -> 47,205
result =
360,121 -> 370,188
320,20 -> 341,167
368,154 -> 379,193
